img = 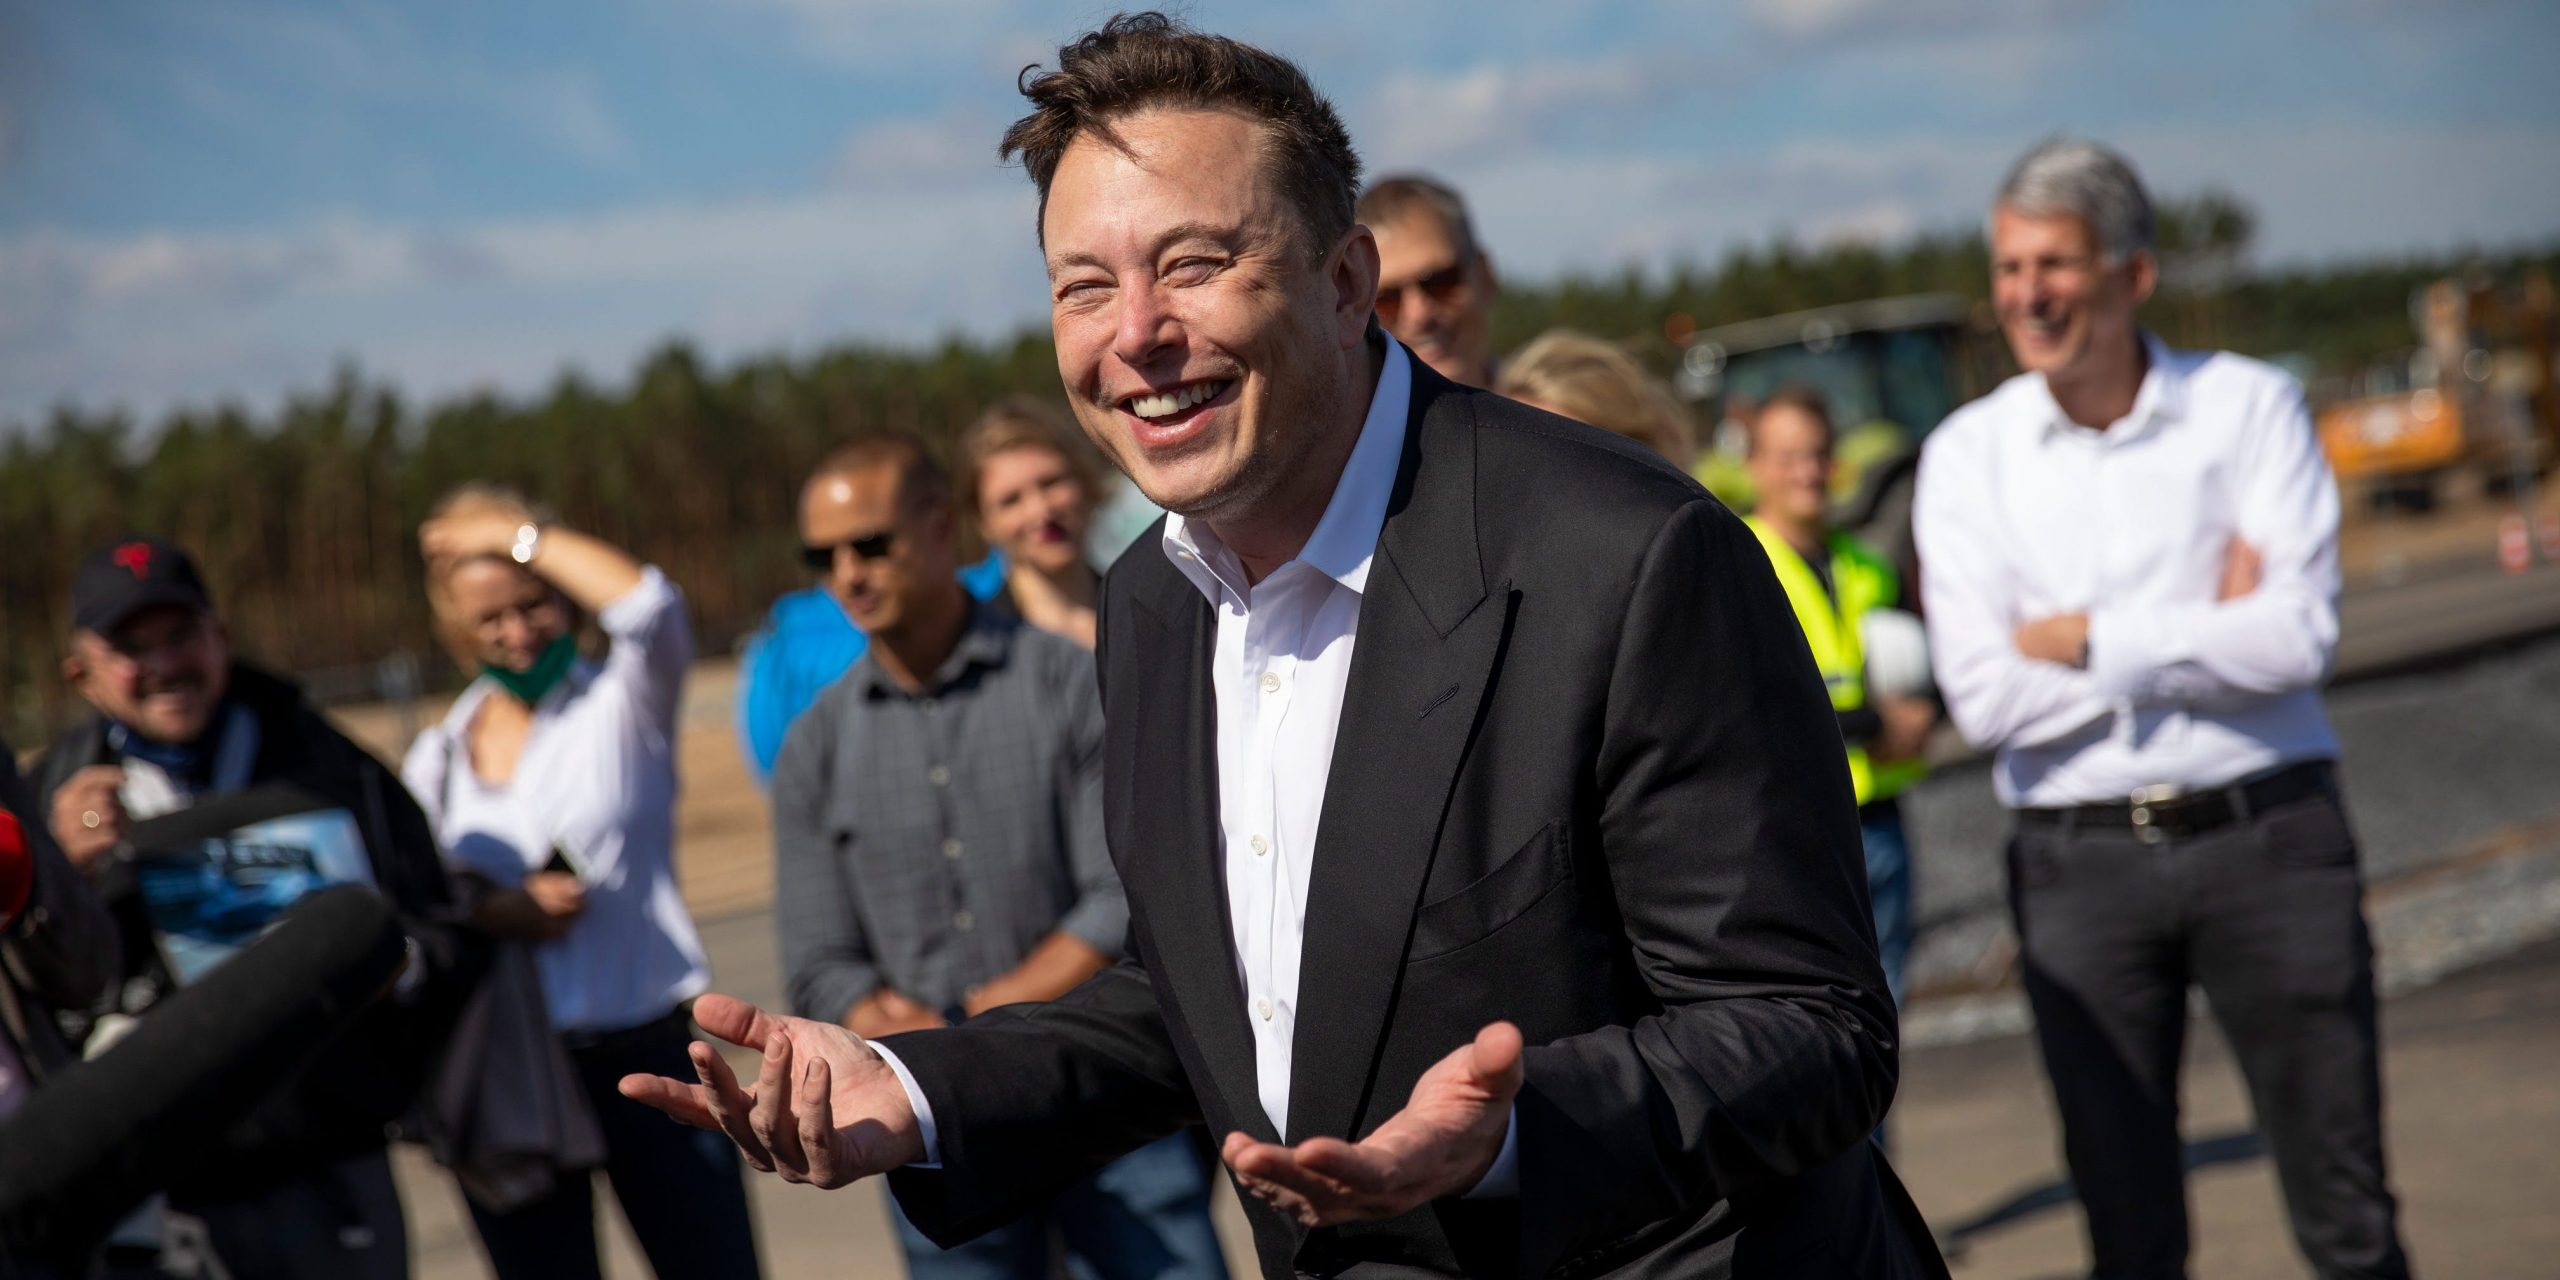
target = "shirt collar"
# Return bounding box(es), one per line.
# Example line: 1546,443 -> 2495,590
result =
856,596 -> 1016,699
2033,330 -> 2186,445
1160,332 -> 1414,602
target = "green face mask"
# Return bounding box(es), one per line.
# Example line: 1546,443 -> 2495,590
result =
484,634 -> 578,706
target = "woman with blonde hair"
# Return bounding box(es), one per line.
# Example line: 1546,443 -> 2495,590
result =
957,397 -> 1107,649
402,484 -> 758,1280
1496,329 -> 1699,468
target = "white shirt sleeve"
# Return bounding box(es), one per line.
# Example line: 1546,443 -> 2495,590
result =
594,566 -> 694,735
1913,438 -> 2113,751
2086,380 -> 2341,708
1460,1104 -> 1520,1199
865,1040 -> 942,1169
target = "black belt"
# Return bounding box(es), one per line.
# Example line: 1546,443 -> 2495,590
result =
2016,761 -> 2334,845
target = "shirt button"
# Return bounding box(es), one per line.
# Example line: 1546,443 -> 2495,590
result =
922,698 -> 940,715
928,765 -> 950,786
953,910 -> 975,932
1260,671 -> 1281,694
1249,834 -> 1269,857
941,838 -> 963,860
1255,998 -> 1274,1021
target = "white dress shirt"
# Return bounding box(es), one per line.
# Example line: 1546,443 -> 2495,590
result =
403,567 -> 713,1032
1913,334 -> 2343,808
881,335 -> 1518,1194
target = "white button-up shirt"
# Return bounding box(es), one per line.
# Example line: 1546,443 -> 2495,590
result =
1913,334 -> 2343,808
1158,336 -> 1411,1140
403,568 -> 713,1032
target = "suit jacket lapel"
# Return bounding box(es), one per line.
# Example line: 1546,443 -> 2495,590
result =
1286,370 -> 1511,1145
1122,576 -> 1281,1145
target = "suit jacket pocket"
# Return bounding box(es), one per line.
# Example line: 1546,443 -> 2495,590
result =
1408,820 -> 1572,963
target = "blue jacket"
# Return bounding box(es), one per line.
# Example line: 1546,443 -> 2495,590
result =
734,554 -> 1009,782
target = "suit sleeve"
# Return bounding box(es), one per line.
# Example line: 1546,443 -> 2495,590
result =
1515,498 -> 1899,1265
878,930 -> 1196,1246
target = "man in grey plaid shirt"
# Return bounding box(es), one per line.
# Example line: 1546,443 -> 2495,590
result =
769,432 -> 1227,1279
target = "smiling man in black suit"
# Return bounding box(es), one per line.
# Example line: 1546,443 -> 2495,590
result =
625,14 -> 1942,1278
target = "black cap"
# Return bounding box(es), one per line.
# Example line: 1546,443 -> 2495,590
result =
72,537 -> 214,635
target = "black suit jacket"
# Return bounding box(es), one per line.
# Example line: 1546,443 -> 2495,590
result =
885,361 -> 1940,1278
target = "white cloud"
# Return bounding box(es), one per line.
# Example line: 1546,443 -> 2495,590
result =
1739,0 -> 2106,47
0,177 -> 1051,429
831,108 -> 1013,185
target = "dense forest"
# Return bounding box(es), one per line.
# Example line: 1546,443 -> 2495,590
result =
6,199 -> 2554,742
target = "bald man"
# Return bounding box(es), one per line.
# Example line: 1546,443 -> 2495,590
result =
734,443 -> 1009,781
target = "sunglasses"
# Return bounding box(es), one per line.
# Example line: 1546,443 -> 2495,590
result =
800,531 -> 897,571
1374,258 -> 1474,323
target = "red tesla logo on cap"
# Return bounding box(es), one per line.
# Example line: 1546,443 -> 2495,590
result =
114,543 -> 152,578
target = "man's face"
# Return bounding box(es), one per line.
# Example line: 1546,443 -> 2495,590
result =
1371,208 -> 1496,386
801,465 -> 957,637
1043,107 -> 1378,525
67,605 -> 231,744
1990,205 -> 2155,385
1746,403 -> 1834,528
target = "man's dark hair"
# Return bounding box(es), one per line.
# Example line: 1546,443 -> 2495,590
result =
999,12 -> 1363,259
1751,384 -> 1839,455
1356,174 -> 1480,261
808,431 -> 953,517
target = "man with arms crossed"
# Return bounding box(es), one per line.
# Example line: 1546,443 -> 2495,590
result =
1914,139 -> 2410,1279
631,15 -> 1938,1278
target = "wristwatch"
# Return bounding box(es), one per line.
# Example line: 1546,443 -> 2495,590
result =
508,521 -> 543,565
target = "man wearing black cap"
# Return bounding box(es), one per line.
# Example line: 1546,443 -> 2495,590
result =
36,537 -> 480,1280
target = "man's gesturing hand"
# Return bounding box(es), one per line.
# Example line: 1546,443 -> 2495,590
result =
617,993 -> 926,1188
1222,1021 -> 1524,1227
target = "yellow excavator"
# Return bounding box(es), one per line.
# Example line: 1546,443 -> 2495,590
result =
2315,272 -> 2557,510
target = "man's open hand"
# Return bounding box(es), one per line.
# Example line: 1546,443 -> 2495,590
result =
1222,1021 -> 1524,1227
618,993 -> 926,1188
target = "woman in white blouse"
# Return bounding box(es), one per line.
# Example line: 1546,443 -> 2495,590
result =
402,485 -> 759,1280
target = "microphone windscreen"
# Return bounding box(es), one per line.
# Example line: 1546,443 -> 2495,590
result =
0,885 -> 404,1259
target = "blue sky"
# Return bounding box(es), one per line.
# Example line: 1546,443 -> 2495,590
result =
4,0 -> 2556,430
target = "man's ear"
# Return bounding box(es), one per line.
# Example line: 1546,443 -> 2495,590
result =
1330,225 -> 1382,346
1476,250 -> 1499,300
2126,249 -> 2159,308
60,652 -> 85,686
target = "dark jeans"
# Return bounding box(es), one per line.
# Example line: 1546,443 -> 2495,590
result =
888,1131 -> 1228,1280
2007,783 -> 2410,1280
465,1013 -> 761,1280
1862,804 -> 1914,1010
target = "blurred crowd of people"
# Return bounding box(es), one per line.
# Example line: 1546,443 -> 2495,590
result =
0,92 -> 2408,1280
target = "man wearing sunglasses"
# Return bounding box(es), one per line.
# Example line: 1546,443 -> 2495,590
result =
1358,174 -> 1501,387
766,432 -> 1228,1279
733,445 -> 1009,783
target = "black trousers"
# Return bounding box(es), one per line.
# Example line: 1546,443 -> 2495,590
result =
2007,785 -> 2410,1280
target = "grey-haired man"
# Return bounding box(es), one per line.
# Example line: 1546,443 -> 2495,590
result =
1914,139 -> 2410,1279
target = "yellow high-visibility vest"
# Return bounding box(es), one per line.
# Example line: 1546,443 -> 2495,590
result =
1744,516 -> 1927,805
